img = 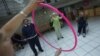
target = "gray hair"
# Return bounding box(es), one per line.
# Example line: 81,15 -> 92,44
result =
50,13 -> 57,16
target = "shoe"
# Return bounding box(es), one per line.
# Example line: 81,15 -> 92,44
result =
78,33 -> 80,36
83,35 -> 86,37
39,49 -> 44,52
61,37 -> 64,38
35,55 -> 38,56
83,34 -> 86,37
35,53 -> 38,56
58,38 -> 60,40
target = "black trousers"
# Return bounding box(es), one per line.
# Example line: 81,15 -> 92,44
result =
78,25 -> 86,34
28,36 -> 43,55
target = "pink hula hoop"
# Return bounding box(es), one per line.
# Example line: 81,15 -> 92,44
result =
32,3 -> 77,52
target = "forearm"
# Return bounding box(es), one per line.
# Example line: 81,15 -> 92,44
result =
0,2 -> 38,38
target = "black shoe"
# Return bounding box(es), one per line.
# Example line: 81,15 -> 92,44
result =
83,34 -> 86,37
61,37 -> 64,38
35,54 -> 38,56
58,38 -> 60,40
39,49 -> 44,52
83,35 -> 86,37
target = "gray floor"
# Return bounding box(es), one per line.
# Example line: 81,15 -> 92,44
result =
16,17 -> 100,56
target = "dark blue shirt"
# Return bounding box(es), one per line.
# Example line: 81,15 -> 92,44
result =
78,16 -> 87,27
22,23 -> 37,38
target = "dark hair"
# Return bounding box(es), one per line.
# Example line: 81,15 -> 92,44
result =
23,19 -> 29,23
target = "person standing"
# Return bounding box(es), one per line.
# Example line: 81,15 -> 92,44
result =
51,13 -> 64,40
77,12 -> 87,37
22,19 -> 43,56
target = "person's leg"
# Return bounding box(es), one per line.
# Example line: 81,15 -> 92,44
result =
35,36 -> 43,52
28,39 -> 38,56
58,27 -> 63,39
78,26 -> 82,36
54,27 -> 62,40
83,26 -> 86,37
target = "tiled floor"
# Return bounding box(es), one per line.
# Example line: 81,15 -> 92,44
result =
16,17 -> 100,56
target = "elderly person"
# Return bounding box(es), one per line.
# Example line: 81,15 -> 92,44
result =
51,13 -> 64,40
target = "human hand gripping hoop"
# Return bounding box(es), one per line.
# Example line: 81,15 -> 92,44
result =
32,3 -> 78,52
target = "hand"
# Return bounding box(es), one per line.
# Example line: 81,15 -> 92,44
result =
59,17 -> 62,19
22,0 -> 44,15
23,39 -> 27,41
55,48 -> 62,56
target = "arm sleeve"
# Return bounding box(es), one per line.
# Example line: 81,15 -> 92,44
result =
22,28 -> 26,37
57,16 -> 61,19
31,24 -> 37,34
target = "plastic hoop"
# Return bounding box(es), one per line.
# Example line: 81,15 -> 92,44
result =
32,3 -> 77,52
